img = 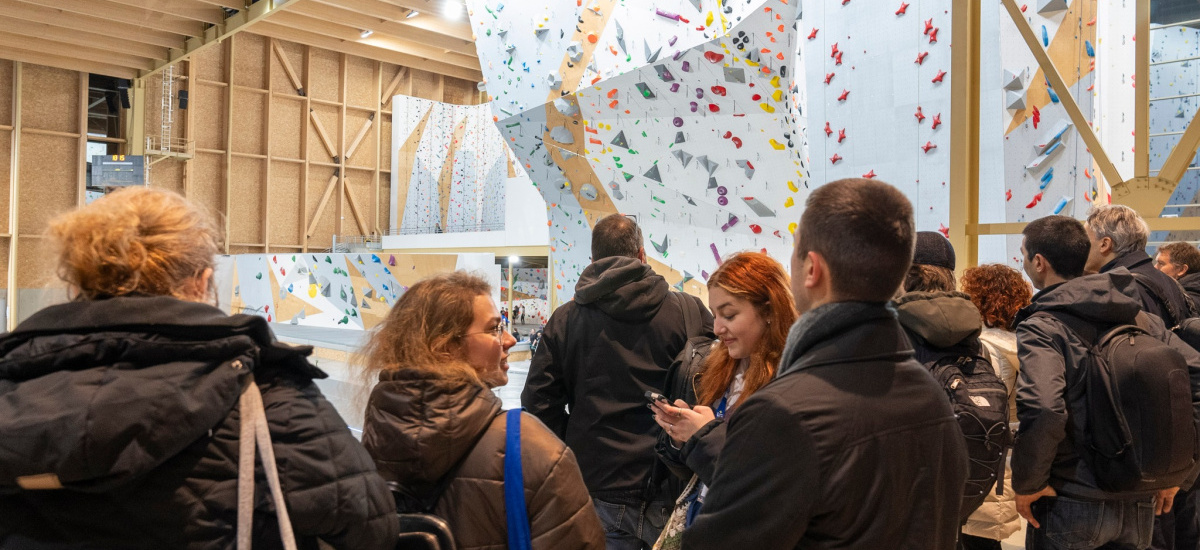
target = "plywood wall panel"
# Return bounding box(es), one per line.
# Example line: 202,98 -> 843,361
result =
233,34 -> 268,90
16,236 -> 57,289
347,57 -> 375,109
308,104 -> 339,161
191,152 -> 225,222
148,158 -> 185,195
0,60 -> 12,126
18,135 -> 76,235
309,48 -> 340,102
0,131 -> 11,229
269,161 -> 301,245
344,167 -> 373,236
409,69 -> 441,101
194,83 -> 226,151
443,76 -> 476,105
381,115 -> 393,172
378,174 -> 390,233
194,45 -> 226,82
305,166 -> 336,249
270,98 -> 302,159
230,157 -> 264,243
22,66 -> 78,133
269,39 -> 306,94
345,110 -> 374,169
231,90 -> 266,155
229,245 -> 257,255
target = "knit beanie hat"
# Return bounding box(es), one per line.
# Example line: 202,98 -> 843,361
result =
913,231 -> 955,271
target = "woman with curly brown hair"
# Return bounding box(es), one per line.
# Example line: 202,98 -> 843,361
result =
958,263 -> 1034,550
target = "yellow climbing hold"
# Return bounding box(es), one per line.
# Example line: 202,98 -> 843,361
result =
772,89 -> 784,102
789,222 -> 798,234
761,103 -> 776,113
706,11 -> 714,26
785,197 -> 795,207
788,180 -> 799,193
769,138 -> 785,149
308,284 -> 318,298
770,76 -> 781,89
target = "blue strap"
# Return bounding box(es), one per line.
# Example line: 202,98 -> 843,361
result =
504,409 -> 533,550
714,395 -> 728,420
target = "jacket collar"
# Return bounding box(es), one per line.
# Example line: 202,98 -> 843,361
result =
1101,250 -> 1152,274
777,301 -> 913,377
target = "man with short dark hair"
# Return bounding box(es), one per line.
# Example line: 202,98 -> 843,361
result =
523,213 -> 713,549
1014,215 -> 1200,550
684,179 -> 968,549
1156,242 -> 1200,305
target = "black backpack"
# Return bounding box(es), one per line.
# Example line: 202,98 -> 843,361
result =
1039,311 -> 1199,493
924,349 -> 1012,519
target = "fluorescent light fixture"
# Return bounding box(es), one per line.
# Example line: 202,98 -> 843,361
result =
359,29 -> 373,38
406,10 -> 420,18
508,256 -> 520,265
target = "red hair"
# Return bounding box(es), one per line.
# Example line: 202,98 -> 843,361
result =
696,252 -> 797,408
960,264 -> 1032,331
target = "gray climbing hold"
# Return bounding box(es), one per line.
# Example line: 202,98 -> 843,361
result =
743,197 -> 776,217
736,159 -> 755,179
611,130 -> 629,149
1037,0 -> 1068,15
644,164 -> 662,183
672,149 -> 693,168
549,125 -> 575,145
580,183 -> 599,201
1005,90 -> 1026,111
675,131 -> 686,144
724,67 -> 746,84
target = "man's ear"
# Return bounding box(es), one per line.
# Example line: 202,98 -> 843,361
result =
804,251 -> 824,289
637,247 -> 647,264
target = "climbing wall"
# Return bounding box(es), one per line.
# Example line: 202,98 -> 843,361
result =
390,96 -> 508,233
225,252 -> 488,330
801,0 -> 954,234
507,267 -> 550,325
469,0 -> 806,304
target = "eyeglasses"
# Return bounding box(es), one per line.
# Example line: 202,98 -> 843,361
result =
463,323 -> 506,340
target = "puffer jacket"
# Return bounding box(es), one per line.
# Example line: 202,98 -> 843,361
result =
521,256 -> 713,502
0,296 -> 398,550
962,328 -> 1021,542
1012,268 -> 1200,500
364,368 -> 603,550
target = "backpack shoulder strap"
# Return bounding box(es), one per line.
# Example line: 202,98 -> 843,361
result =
676,292 -> 701,338
504,409 -> 533,550
238,375 -> 298,550
1031,310 -> 1103,348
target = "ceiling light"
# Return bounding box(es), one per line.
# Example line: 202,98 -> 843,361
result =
442,1 -> 463,20
359,29 -> 373,38
406,10 -> 420,18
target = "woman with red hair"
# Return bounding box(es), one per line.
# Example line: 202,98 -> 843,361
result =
649,252 -> 797,549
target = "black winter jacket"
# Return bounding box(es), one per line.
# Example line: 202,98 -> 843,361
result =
1180,272 -> 1200,306
895,291 -> 985,362
521,256 -> 712,502
684,301 -> 968,550
1011,269 -> 1200,499
0,297 -> 398,550
1102,250 -> 1194,327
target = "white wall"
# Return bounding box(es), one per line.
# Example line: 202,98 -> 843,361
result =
381,174 -> 550,250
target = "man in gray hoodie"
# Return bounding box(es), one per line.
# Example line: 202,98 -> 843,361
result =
1013,215 -> 1200,550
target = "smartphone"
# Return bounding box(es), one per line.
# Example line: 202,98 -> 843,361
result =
644,391 -> 669,405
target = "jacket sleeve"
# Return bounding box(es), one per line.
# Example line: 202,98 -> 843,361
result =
525,418 -> 605,550
262,374 -> 399,550
521,308 -> 570,438
683,391 -> 820,550
1011,317 -> 1069,495
681,420 -> 726,486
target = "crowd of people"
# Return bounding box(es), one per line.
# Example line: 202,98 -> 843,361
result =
1,179 -> 1200,550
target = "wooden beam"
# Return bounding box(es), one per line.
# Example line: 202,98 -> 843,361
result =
267,11 -> 480,72
7,62 -> 20,331
195,0 -> 246,8
338,53 -> 347,236
264,35 -> 274,253
0,30 -> 155,71
374,0 -> 473,41
223,36 -> 235,254
0,0 -> 186,50
290,1 -> 478,56
100,0 -> 226,24
141,0 -> 299,79
184,59 -> 196,198
77,71 -> 87,207
1000,0 -> 1124,188
306,172 -> 339,237
301,45 -> 311,252
950,0 -> 981,272
342,177 -> 370,235
1136,0 -> 1150,179
344,114 -> 375,159
1158,106 -> 1200,185
973,217 -> 1200,236
381,66 -> 407,107
374,60 -> 383,234
0,20 -> 170,61
249,23 -> 482,81
12,0 -> 207,37
271,39 -> 305,96
0,46 -> 138,79
308,108 -> 338,160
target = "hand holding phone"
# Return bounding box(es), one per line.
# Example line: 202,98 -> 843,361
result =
644,391 -> 669,405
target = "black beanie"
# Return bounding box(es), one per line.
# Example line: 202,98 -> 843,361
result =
913,231 -> 955,271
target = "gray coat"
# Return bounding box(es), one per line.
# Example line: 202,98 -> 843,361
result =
1011,268 -> 1200,499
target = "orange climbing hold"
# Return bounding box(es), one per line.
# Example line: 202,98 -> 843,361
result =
587,33 -> 598,43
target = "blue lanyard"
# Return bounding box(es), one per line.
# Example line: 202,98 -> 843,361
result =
714,395 -> 728,419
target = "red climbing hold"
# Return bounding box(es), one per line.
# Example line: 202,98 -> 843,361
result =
1006,189 -> 1013,201
825,72 -> 835,84
922,141 -> 937,153
896,2 -> 909,15
938,224 -> 950,239
750,224 -> 763,234
932,69 -> 947,83
830,153 -> 843,164
751,93 -> 762,100
824,121 -> 833,136
731,136 -> 742,148
924,18 -> 934,34
1031,105 -> 1041,129
723,131 -> 733,139
837,89 -> 849,101
838,128 -> 846,143
915,51 -> 929,64
1026,192 -> 1043,209
915,106 -> 925,122
831,43 -> 839,58
835,51 -> 844,65
931,113 -> 942,129
863,170 -> 877,179
928,28 -> 939,43
704,51 -> 725,63
842,0 -> 851,4
711,85 -> 727,96
708,103 -> 720,112
808,28 -> 819,40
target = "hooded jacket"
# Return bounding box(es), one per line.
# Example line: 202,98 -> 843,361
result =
364,369 -> 603,550
1179,272 -> 1200,306
1011,269 -> 1200,500
0,296 -> 398,550
1102,250 -> 1195,327
521,256 -> 712,502
684,301 -> 968,550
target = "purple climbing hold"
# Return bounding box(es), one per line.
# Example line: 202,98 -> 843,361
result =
718,196 -> 728,206
695,88 -> 704,99
673,117 -> 684,127
670,83 -> 680,92
669,35 -> 679,46
690,101 -> 699,112
682,61 -> 691,72
717,186 -> 728,196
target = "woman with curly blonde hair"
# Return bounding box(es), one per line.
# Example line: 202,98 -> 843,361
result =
958,263 -> 1033,549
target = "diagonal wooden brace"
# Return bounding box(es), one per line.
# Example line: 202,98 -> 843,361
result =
271,39 -> 304,96
309,109 -> 338,163
342,177 -> 370,235
381,67 -> 407,108
345,113 -> 375,160
305,171 -> 339,238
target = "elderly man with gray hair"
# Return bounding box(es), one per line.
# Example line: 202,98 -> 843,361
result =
1085,204 -> 1194,328
1085,204 -> 1200,550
